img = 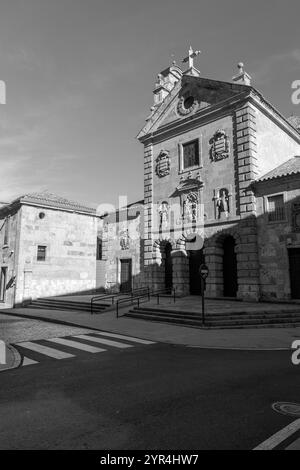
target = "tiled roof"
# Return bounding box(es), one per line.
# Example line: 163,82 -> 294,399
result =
256,156 -> 300,182
15,191 -> 96,214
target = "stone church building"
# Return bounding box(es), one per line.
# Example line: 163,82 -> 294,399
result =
1,50 -> 300,307
102,50 -> 300,301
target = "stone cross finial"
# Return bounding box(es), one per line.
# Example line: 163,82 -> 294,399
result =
182,46 -> 201,69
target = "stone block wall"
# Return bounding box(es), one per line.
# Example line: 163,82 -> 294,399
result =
14,205 -> 97,304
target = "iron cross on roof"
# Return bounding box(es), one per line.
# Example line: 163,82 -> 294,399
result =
182,46 -> 201,69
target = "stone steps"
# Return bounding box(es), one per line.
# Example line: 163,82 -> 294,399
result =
125,306 -> 300,329
27,298 -> 109,314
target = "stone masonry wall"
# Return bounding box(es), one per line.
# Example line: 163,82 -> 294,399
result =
15,205 -> 97,304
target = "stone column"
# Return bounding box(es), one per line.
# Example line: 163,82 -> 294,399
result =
171,249 -> 189,296
234,104 -> 260,301
143,142 -> 154,289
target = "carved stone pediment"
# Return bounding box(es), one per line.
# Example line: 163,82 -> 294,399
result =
173,176 -> 203,196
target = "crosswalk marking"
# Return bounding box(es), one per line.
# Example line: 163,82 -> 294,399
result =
254,418 -> 300,450
286,437 -> 300,450
22,357 -> 38,366
47,337 -> 106,353
92,331 -> 155,345
18,341 -> 75,359
74,334 -> 133,349
16,330 -> 156,368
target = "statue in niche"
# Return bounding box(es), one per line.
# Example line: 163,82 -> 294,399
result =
183,192 -> 198,224
119,229 -> 130,250
158,201 -> 169,230
217,188 -> 230,218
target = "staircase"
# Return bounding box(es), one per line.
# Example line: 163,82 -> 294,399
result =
125,306 -> 300,329
27,297 -> 110,314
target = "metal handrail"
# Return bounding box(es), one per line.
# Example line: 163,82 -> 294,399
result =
91,291 -> 130,314
116,290 -> 151,318
91,286 -> 150,314
116,287 -> 176,318
153,287 -> 176,305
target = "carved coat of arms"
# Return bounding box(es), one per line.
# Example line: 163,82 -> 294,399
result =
210,129 -> 230,162
155,150 -> 170,178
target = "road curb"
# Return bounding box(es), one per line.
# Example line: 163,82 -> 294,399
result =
0,344 -> 22,372
2,309 -> 296,351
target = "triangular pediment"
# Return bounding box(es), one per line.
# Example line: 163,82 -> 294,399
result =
137,75 -> 250,140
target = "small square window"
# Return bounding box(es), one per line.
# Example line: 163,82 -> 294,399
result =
182,140 -> 199,170
37,245 -> 47,261
267,195 -> 285,222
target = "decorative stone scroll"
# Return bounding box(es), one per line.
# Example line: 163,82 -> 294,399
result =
155,150 -> 170,178
209,129 -> 230,162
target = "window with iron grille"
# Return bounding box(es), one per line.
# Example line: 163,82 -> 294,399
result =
3,217 -> 9,246
267,195 -> 285,222
37,245 -> 47,261
182,140 -> 199,169
96,237 -> 102,260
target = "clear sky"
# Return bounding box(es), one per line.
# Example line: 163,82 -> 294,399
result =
0,0 -> 299,207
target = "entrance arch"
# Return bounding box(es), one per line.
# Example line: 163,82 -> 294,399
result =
222,236 -> 238,297
165,242 -> 173,290
188,249 -> 205,295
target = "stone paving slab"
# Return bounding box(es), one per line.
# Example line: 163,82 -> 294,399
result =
3,305 -> 300,351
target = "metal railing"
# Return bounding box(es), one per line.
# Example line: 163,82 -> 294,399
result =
116,287 -> 176,318
90,286 -> 150,314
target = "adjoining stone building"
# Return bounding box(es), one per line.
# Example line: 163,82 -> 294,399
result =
254,156 -> 300,300
102,51 -> 300,301
0,192 -> 98,308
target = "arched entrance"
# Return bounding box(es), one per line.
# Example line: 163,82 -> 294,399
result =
165,242 -> 173,290
223,236 -> 238,297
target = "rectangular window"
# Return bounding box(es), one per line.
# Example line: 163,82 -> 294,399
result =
268,195 -> 285,222
3,217 -> 9,246
182,140 -> 199,170
0,267 -> 7,302
37,245 -> 47,262
96,237 -> 102,260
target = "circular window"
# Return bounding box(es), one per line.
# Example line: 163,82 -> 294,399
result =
184,96 -> 195,109
39,212 -> 45,219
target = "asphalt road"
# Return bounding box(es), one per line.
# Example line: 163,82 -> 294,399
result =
0,337 -> 299,450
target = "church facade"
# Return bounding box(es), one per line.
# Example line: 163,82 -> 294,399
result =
103,51 -> 300,301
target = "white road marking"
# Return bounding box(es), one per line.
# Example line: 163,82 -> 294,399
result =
74,334 -> 133,349
92,331 -> 155,345
286,437 -> 300,450
254,418 -> 300,450
22,357 -> 38,366
47,337 -> 106,353
18,341 -> 75,359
